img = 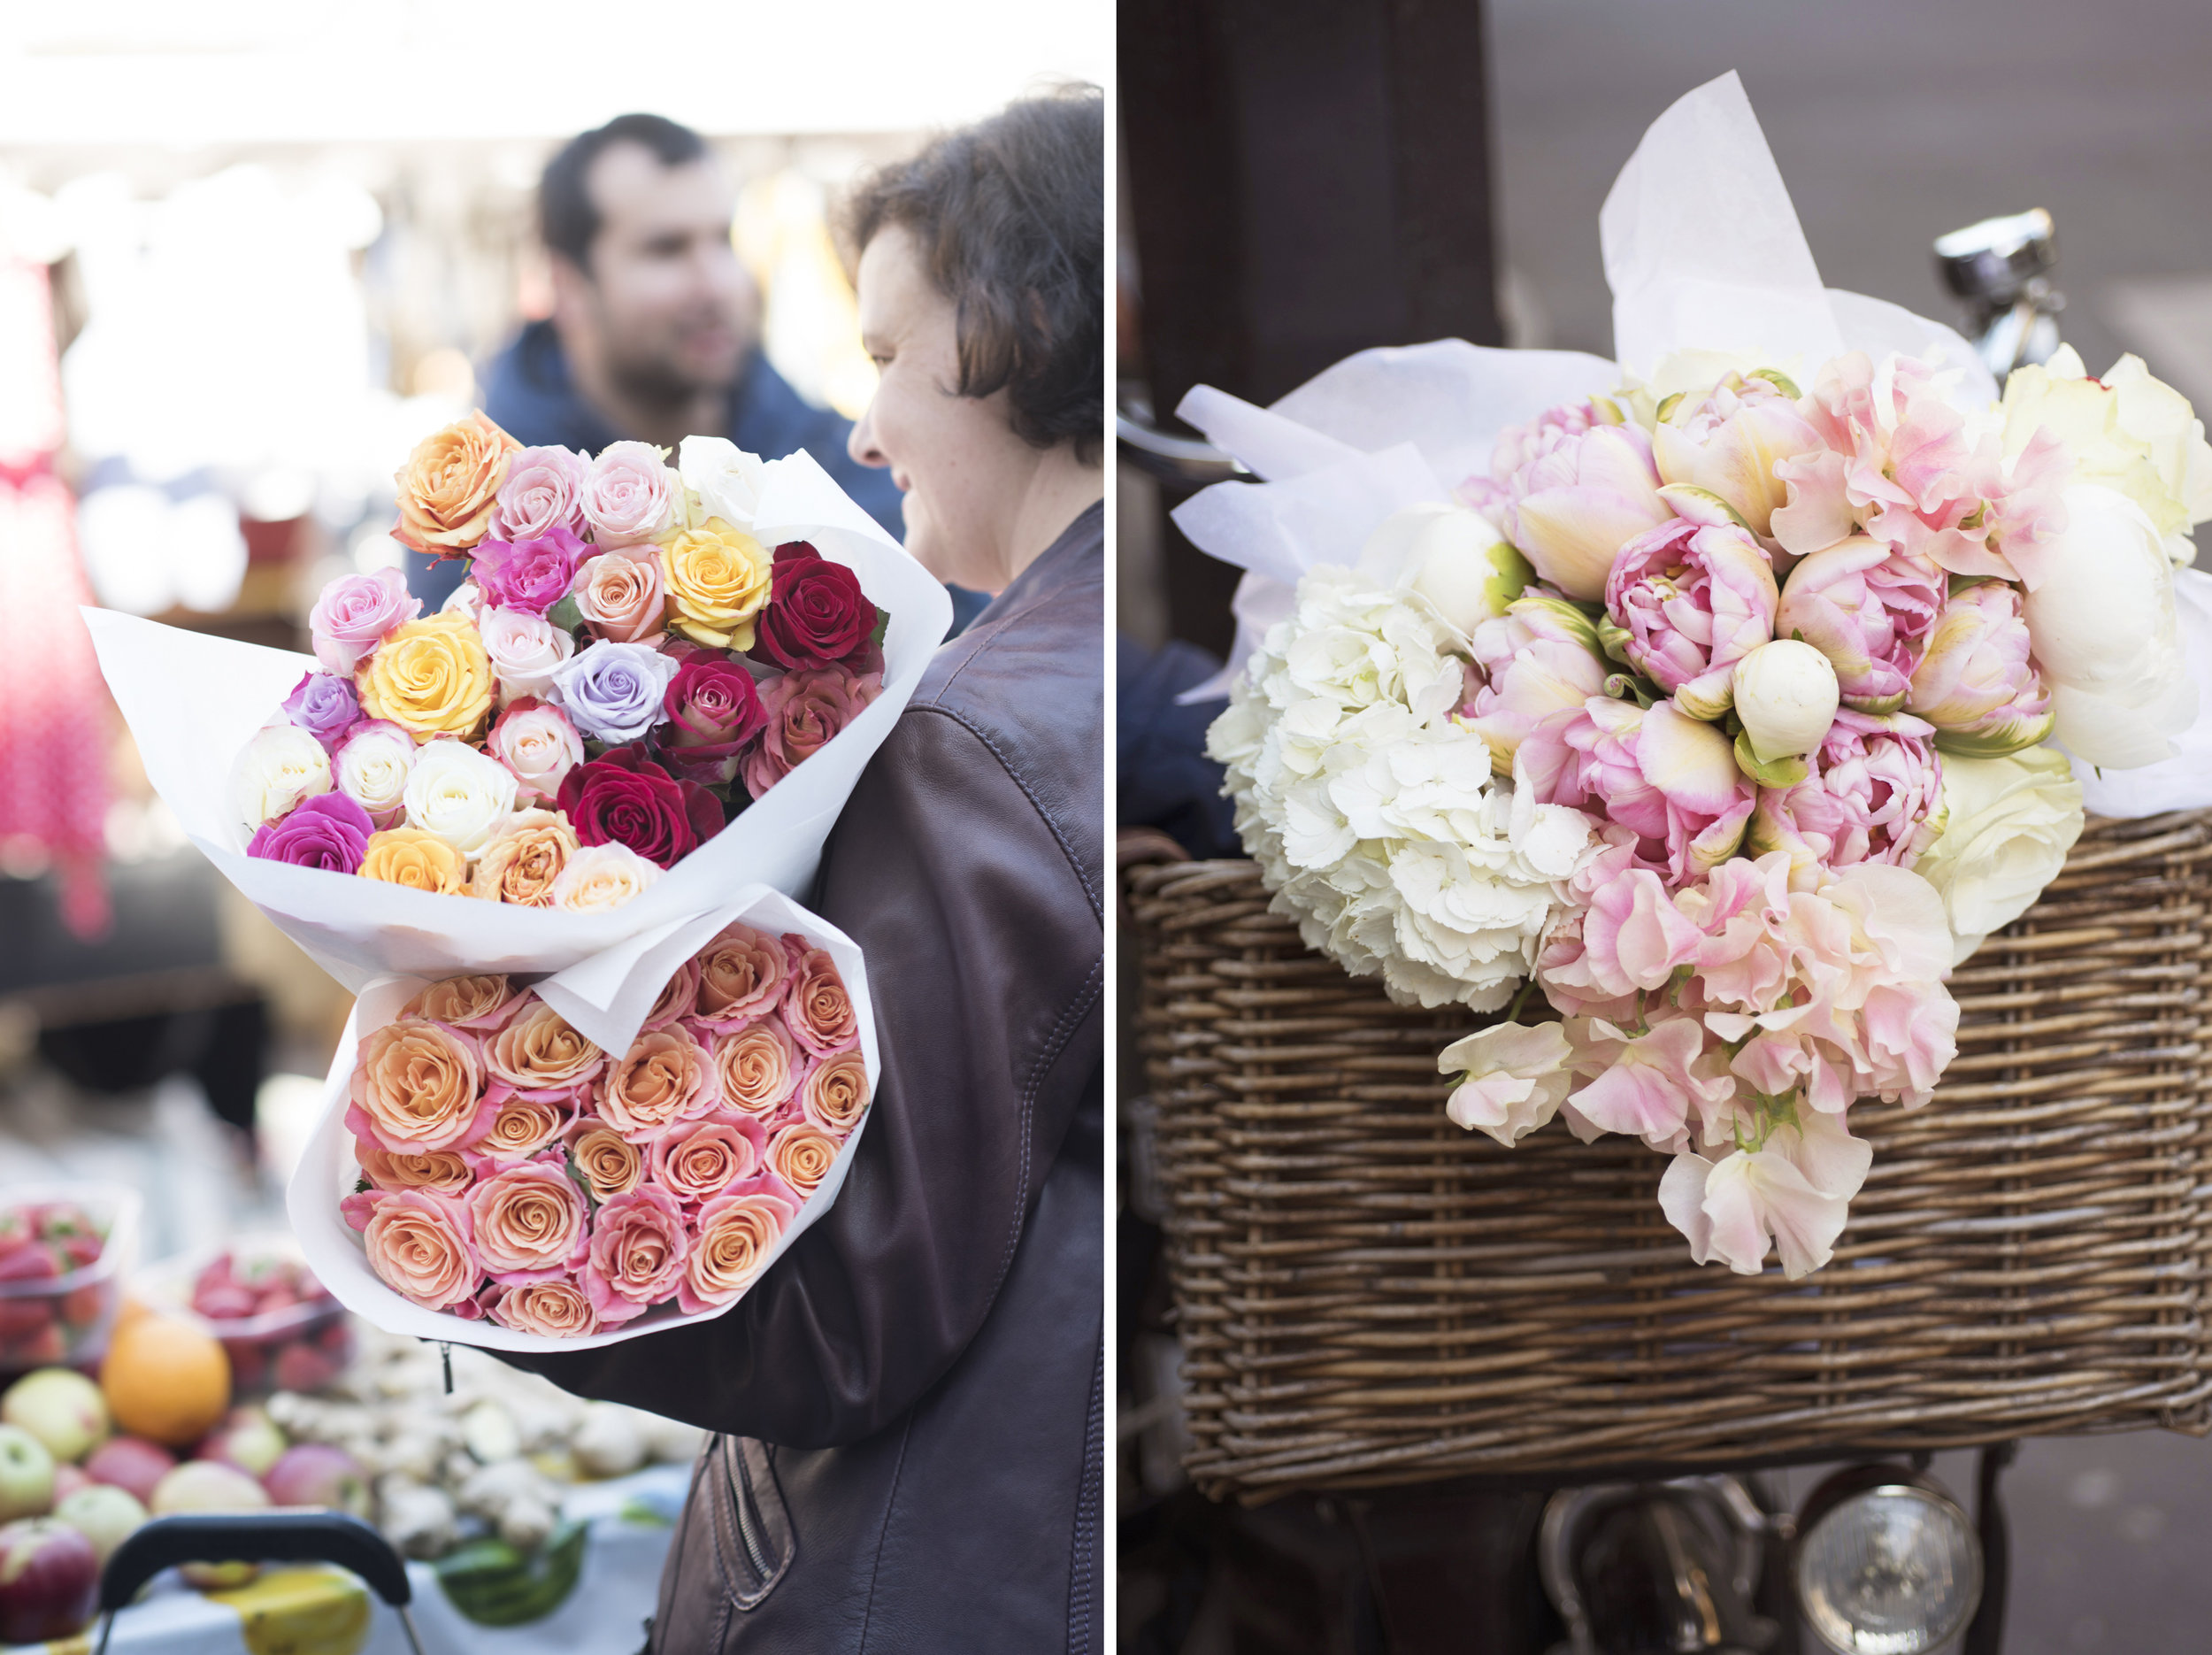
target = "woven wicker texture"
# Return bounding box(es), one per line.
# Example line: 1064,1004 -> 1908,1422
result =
1127,812 -> 2212,1498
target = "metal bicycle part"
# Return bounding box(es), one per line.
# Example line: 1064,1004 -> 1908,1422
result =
1539,1476 -> 1779,1655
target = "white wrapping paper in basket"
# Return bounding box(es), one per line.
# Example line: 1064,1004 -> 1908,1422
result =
286,884 -> 877,1352
83,450 -> 950,1055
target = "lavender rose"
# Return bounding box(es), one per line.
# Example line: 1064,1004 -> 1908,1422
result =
549,641 -> 682,745
281,672 -> 367,751
247,791 -> 375,874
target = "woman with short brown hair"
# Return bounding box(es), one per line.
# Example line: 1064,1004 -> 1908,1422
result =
511,89 -> 1104,1654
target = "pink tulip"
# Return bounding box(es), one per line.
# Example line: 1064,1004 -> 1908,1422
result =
1469,401 -> 1674,599
1649,372 -> 1825,543
1903,580 -> 2053,756
1602,520 -> 1778,719
1523,696 -> 1754,889
1773,538 -> 1943,712
1748,708 -> 1942,872
1463,594 -> 1612,774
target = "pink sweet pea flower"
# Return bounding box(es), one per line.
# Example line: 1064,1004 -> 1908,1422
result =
1437,1020 -> 1577,1147
1565,1013 -> 1736,1150
1658,1106 -> 1872,1279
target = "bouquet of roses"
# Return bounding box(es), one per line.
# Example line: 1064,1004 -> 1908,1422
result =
85,435 -> 949,1051
289,888 -> 874,1348
1179,73 -> 2212,1281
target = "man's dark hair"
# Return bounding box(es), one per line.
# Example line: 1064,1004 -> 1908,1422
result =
842,87 -> 1103,462
540,113 -> 710,273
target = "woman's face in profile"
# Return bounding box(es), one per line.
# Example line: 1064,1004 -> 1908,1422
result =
848,226 -> 1028,593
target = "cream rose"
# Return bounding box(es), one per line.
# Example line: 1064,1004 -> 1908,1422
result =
676,435 -> 769,530
711,1018 -> 799,1119
232,723 -> 332,829
800,1049 -> 870,1137
572,547 -> 667,643
402,739 -> 518,854
472,810 -> 579,906
597,1027 -> 713,1143
679,1190 -> 795,1312
333,720 -> 417,828
1915,745 -> 2085,965
477,604 -> 575,703
550,842 -> 660,912
349,1017 -> 492,1154
485,698 -> 583,806
767,1122 -> 841,1197
484,999 -> 605,1097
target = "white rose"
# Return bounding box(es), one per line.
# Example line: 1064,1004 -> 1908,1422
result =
676,435 -> 770,531
550,841 -> 660,912
477,605 -> 575,703
2022,483 -> 2198,767
403,739 -> 519,854
1914,744 -> 2085,965
440,580 -> 484,620
333,720 -> 417,827
231,723 -> 331,829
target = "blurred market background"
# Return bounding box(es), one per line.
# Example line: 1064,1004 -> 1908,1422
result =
1118,3 -> 2212,1653
0,3 -> 1102,1648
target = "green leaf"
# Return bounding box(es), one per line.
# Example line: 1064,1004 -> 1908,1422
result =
870,605 -> 890,647
546,594 -> 585,635
1732,727 -> 1808,789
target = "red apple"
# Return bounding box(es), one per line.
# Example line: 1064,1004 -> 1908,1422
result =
0,1518 -> 98,1642
262,1443 -> 368,1518
272,1343 -> 340,1395
83,1436 -> 174,1505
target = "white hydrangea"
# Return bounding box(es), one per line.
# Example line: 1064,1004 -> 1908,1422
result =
1207,566 -> 1593,1010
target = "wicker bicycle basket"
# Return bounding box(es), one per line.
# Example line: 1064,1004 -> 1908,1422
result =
1126,811 -> 2212,1499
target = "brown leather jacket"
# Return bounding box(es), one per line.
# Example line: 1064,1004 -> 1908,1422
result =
508,504 -> 1105,1653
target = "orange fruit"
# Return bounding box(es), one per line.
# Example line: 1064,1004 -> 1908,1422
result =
101,1314 -> 231,1446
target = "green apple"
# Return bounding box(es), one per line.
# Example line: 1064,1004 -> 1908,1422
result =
1,1370 -> 108,1465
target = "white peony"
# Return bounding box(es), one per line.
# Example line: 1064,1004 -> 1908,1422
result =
550,841 -> 660,912
403,739 -> 520,854
1915,745 -> 2085,965
1207,566 -> 1592,1011
676,435 -> 770,532
477,605 -> 576,703
231,722 -> 331,828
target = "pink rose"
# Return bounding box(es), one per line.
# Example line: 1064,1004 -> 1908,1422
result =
766,1122 -> 841,1197
467,1158 -> 590,1282
648,1116 -> 765,1206
356,1188 -> 482,1312
572,547 -> 667,643
710,1017 -> 800,1120
403,974 -> 518,1029
310,567 -> 422,676
488,446 -> 590,543
345,1019 -> 498,1156
597,1025 -> 714,1143
582,442 -> 676,547
486,1279 -> 600,1338
477,1096 -> 572,1161
740,666 -> 882,799
482,998 -> 605,1101
800,1049 -> 869,1137
473,527 -> 586,617
486,697 -> 584,806
477,606 -> 575,703
783,941 -> 859,1057
354,1141 -> 476,1197
679,1186 -> 797,1313
693,922 -> 788,1031
582,1185 -> 689,1323
643,958 -> 703,1032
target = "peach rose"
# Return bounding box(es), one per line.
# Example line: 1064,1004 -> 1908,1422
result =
488,1279 -> 599,1338
550,841 -> 660,912
403,974 -> 516,1029
598,1026 -> 713,1143
695,923 -> 788,1028
678,1189 -> 796,1313
800,1049 -> 870,1137
767,1122 -> 841,1197
467,1159 -> 590,1281
479,1096 -> 571,1161
471,810 -> 580,906
357,614 -> 497,743
783,944 -> 859,1057
710,1018 -> 799,1120
582,1185 -> 689,1323
357,1189 -> 482,1312
355,1141 -> 475,1197
660,519 -> 772,650
565,1118 -> 643,1200
648,1118 -> 764,1206
644,958 -> 703,1032
348,1018 -> 495,1154
394,411 -> 519,557
573,546 -> 667,643
358,828 -> 468,895
481,999 -> 605,1100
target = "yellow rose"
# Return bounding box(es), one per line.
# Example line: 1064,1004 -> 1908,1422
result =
357,614 -> 496,742
359,828 -> 468,895
394,410 -> 518,555
660,518 -> 772,650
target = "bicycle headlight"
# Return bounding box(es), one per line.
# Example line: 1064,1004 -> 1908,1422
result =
1791,1466 -> 1982,1654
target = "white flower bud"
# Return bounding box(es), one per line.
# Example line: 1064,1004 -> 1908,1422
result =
1732,638 -> 1839,764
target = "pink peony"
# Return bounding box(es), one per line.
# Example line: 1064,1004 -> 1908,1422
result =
1903,579 -> 2053,755
582,1185 -> 689,1323
310,567 -> 421,676
488,446 -> 590,543
581,442 -> 676,547
1748,708 -> 1942,873
1772,538 -> 1944,713
1648,372 -> 1824,543
1463,594 -> 1614,775
1602,520 -> 1778,719
1521,697 -> 1754,889
1464,402 -> 1674,600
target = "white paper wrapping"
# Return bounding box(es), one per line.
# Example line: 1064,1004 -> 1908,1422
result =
84,450 -> 950,1055
286,883 -> 877,1353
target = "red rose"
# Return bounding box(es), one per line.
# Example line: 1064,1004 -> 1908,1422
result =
556,744 -> 726,868
740,664 -> 884,801
660,655 -> 769,786
754,542 -> 879,672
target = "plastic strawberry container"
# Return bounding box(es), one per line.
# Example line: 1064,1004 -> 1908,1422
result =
132,1232 -> 353,1397
0,1182 -> 143,1377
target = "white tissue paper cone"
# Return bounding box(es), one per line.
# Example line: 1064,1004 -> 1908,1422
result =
287,884 -> 878,1353
84,450 -> 949,1055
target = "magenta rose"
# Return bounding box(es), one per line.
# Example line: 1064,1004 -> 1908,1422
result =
309,567 -> 421,675
472,526 -> 586,616
555,743 -> 725,869
488,445 -> 590,543
582,1184 -> 690,1324
741,665 -> 883,800
281,671 -> 367,751
754,543 -> 879,672
660,654 -> 770,785
247,791 -> 375,874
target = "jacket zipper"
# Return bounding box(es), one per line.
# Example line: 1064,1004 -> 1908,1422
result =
728,1438 -> 773,1583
